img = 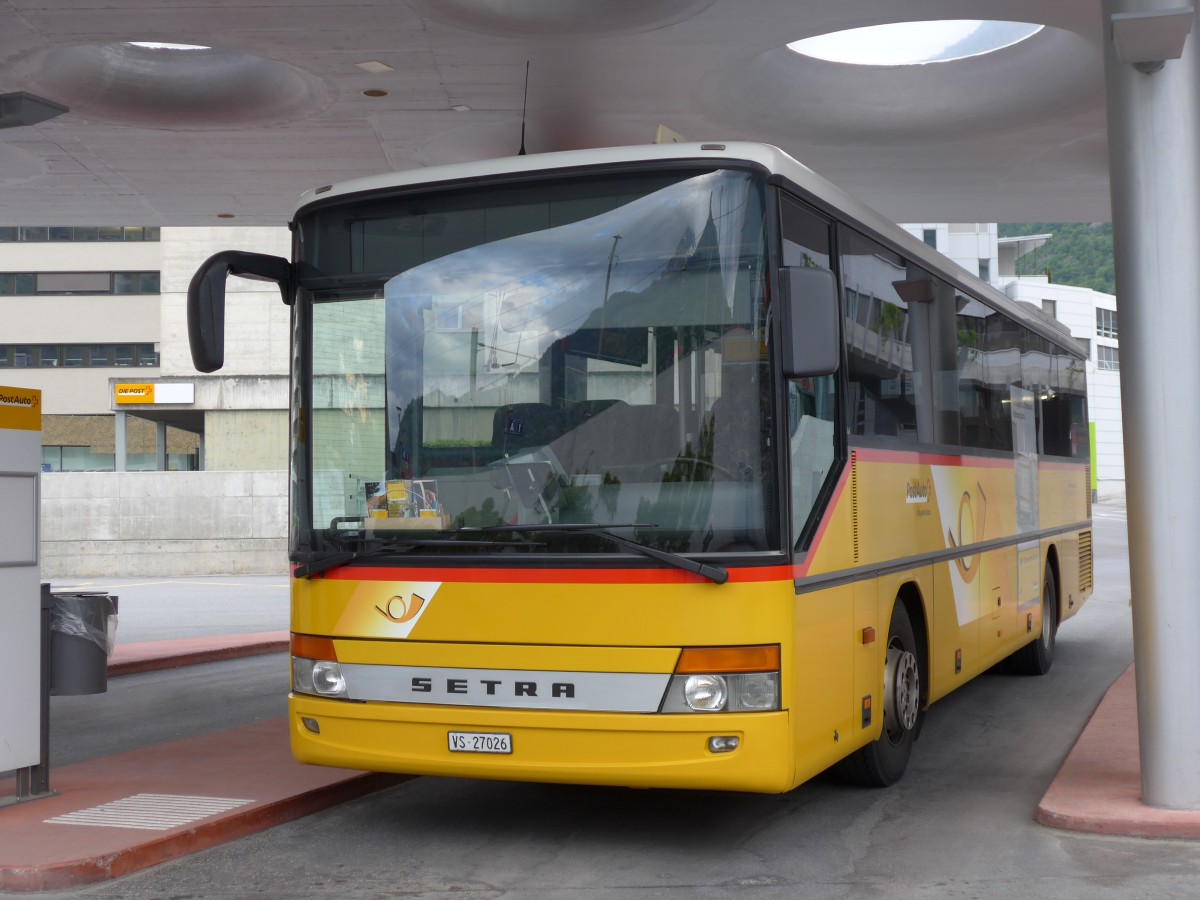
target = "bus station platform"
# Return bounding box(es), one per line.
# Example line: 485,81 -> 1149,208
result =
0,635 -> 1193,892
0,633 -> 405,893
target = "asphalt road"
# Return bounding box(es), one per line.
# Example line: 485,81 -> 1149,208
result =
34,507 -> 1189,900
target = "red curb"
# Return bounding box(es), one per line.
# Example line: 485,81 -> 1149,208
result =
108,632 -> 290,676
1037,665 -> 1200,840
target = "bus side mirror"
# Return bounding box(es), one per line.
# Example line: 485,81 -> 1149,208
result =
779,266 -> 840,378
187,250 -> 292,373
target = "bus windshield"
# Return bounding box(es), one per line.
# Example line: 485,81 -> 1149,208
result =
298,167 -> 778,557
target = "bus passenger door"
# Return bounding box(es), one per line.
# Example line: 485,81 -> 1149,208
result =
1011,385 -> 1043,646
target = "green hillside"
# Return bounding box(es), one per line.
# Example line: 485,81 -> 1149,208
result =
998,223 -> 1115,296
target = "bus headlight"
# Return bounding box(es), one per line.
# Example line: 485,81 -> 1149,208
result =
660,645 -> 781,713
661,672 -> 780,712
292,657 -> 349,698
685,674 -> 728,710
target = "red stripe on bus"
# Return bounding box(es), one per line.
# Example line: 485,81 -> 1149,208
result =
849,447 -> 1015,468
314,564 -> 795,585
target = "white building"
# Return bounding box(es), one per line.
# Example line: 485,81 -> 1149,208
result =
1,225 -> 291,575
903,223 -> 1123,500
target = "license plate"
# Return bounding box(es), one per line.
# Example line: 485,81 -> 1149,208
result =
448,731 -> 513,754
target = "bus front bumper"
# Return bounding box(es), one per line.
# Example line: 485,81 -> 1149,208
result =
290,694 -> 795,793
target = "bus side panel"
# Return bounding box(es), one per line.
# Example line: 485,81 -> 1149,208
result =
929,558 -> 976,704
1037,460 -> 1093,626
1038,461 -> 1090,530
791,583 -> 858,785
1043,531 -> 1090,627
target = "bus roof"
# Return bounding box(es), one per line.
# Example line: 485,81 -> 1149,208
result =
294,141 -> 1086,358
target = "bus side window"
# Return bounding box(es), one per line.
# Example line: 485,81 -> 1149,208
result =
789,377 -> 836,547
779,194 -> 837,547
840,227 -> 918,443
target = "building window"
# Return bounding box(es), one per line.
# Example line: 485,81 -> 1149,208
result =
0,343 -> 158,368
0,225 -> 160,242
922,228 -> 937,248
1076,337 -> 1090,360
0,271 -> 161,295
978,258 -> 991,282
112,272 -> 161,294
37,272 -> 112,293
1042,299 -> 1057,318
1098,344 -> 1119,370
0,273 -> 36,294
1097,307 -> 1118,338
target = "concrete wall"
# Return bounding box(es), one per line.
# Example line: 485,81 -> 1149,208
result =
204,409 -> 289,471
159,226 -> 291,378
40,470 -> 287,577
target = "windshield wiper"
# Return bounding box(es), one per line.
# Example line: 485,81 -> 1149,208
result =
294,537 -> 536,579
461,523 -> 728,585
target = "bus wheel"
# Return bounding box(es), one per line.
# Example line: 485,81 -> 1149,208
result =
1008,564 -> 1057,676
835,602 -> 921,787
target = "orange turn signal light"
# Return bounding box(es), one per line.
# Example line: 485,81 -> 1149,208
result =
675,644 -> 780,674
291,633 -> 338,661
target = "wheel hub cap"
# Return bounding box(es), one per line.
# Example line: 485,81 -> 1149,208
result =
885,646 -> 920,737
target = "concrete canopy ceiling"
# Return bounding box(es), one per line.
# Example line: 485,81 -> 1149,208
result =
0,0 -> 1110,227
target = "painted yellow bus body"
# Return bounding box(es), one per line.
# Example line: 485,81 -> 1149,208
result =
290,450 -> 1091,793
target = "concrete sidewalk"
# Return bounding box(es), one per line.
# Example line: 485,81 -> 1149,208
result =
1,635 -> 1196,892
1036,665 -> 1200,840
1,633 -> 402,893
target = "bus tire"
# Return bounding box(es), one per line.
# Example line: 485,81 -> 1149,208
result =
1008,563 -> 1057,676
835,601 -> 921,787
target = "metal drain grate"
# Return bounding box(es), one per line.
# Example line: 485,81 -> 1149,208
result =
44,793 -> 254,830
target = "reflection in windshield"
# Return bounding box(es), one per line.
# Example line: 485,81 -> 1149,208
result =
305,169 -> 778,555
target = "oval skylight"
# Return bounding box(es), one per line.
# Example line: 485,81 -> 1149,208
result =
789,20 -> 1043,66
126,42 -> 212,51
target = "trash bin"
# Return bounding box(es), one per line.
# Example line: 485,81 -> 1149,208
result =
49,591 -> 117,696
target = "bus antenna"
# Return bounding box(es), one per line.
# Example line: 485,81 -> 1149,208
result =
518,61 -> 529,156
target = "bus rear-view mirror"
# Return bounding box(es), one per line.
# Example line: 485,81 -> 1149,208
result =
187,250 -> 291,373
779,266 -> 840,379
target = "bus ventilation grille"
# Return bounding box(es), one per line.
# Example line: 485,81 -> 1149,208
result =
1085,465 -> 1092,519
850,451 -> 860,563
1079,530 -> 1093,594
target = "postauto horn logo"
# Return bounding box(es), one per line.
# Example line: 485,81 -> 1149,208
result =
905,478 -> 932,505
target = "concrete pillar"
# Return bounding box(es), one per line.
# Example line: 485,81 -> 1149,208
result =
1103,0 -> 1200,808
156,421 -> 167,471
114,411 -> 127,473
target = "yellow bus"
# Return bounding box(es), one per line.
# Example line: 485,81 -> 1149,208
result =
188,142 -> 1092,791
